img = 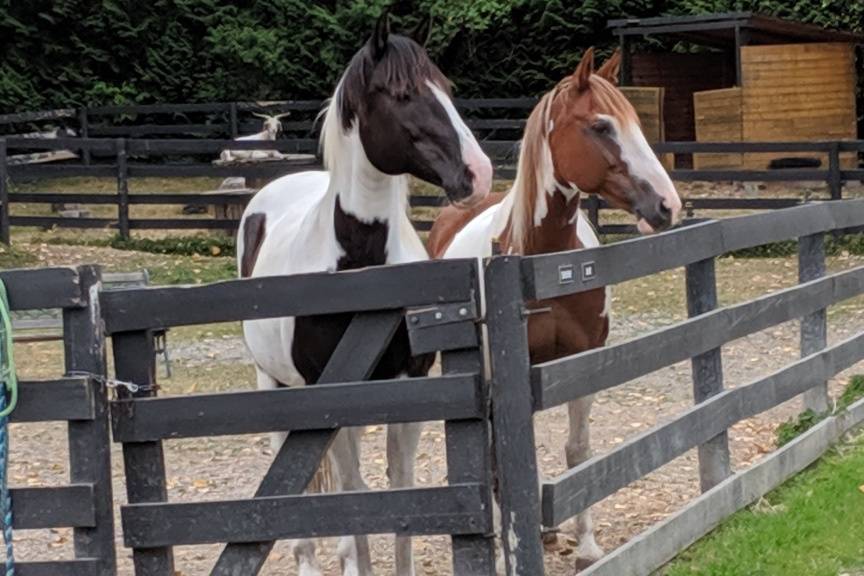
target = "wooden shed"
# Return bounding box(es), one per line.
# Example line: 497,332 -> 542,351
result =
609,13 -> 863,169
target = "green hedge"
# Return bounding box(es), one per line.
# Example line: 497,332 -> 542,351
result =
1,1 -> 862,110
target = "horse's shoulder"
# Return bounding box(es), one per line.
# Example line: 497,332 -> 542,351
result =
428,192 -> 506,258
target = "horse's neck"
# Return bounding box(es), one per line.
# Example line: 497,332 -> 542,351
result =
504,186 -> 583,255
322,134 -> 414,269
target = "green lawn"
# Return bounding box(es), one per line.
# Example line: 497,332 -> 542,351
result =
660,430 -> 864,576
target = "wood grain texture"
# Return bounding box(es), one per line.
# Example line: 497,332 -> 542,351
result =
580,395 -> 864,576
741,43 -> 856,169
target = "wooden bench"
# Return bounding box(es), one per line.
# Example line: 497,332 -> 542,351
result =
11,270 -> 172,376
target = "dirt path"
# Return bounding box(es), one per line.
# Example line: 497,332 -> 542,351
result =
8,255 -> 864,575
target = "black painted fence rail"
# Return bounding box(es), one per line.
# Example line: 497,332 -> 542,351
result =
0,108 -> 862,240
7,200 -> 864,575
479,199 -> 864,574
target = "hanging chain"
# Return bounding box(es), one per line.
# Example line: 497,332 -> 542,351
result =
66,371 -> 158,396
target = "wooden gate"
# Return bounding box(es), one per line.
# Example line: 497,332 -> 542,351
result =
98,259 -> 497,575
0,266 -> 115,576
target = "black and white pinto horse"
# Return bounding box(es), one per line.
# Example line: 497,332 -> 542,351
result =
237,13 -> 492,576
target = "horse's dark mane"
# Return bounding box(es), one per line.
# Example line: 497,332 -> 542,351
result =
339,34 -> 451,130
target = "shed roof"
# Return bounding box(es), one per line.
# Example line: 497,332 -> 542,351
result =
608,12 -> 864,48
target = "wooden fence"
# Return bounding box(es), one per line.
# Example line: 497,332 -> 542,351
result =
1,137 -> 863,243
1,100 -> 862,241
5,201 -> 864,575
485,199 -> 864,574
0,99 -> 535,141
0,265 -> 115,576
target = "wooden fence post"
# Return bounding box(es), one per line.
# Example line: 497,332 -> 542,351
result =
79,108 -> 91,165
113,330 -> 175,576
116,138 -> 130,239
0,138 -> 9,245
828,142 -> 842,201
229,103 -> 239,138
443,338 -> 497,572
63,265 -> 116,575
586,194 -> 600,231
685,257 -> 731,491
799,233 -> 830,413
486,256 -> 544,576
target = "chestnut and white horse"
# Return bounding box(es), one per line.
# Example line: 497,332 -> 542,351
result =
428,48 -> 681,569
237,12 -> 491,576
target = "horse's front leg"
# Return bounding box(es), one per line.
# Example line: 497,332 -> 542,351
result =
566,395 -> 603,563
387,421 -> 423,576
331,427 -> 374,576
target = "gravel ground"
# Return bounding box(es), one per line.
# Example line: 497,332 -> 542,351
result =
8,255 -> 864,575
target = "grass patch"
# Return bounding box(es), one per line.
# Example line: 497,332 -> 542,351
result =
660,431 -> 864,576
44,234 -> 235,257
601,231 -> 864,259
0,243 -> 38,268
143,256 -> 236,285
776,376 -> 864,447
726,234 -> 864,259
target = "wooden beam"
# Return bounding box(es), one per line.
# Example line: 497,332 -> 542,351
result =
122,485 -> 489,548
13,378 -> 94,422
212,311 -> 403,575
0,267 -> 83,310
100,259 -> 476,333
685,258 -> 731,491
111,374 -> 481,442
11,485 -> 95,529
542,330 -> 864,526
580,396 -> 864,576
534,263 -> 864,410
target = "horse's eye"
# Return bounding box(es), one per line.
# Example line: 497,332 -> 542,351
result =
591,120 -> 614,137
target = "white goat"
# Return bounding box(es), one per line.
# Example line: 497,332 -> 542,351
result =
17,126 -> 77,139
219,112 -> 290,162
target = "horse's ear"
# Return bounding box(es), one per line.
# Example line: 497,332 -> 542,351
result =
572,47 -> 595,91
410,15 -> 433,47
372,8 -> 391,60
597,49 -> 622,85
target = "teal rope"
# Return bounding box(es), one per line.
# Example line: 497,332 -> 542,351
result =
0,280 -> 15,576
0,392 -> 12,576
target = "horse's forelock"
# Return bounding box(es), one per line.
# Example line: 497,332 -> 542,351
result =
336,34 -> 451,132
585,75 -> 640,130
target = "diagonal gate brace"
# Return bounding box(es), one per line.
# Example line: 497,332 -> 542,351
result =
211,310 -> 403,576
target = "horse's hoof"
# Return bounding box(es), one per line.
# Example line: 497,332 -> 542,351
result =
542,530 -> 561,549
572,556 -> 597,573
576,539 -> 604,565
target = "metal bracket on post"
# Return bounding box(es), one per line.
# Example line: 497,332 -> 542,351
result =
685,257 -> 731,492
407,301 -> 479,355
799,233 -> 829,413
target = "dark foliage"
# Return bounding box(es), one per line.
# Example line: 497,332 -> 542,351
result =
0,1 -> 862,110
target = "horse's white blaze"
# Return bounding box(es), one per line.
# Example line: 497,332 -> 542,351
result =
428,81 -> 492,204
599,113 -> 682,231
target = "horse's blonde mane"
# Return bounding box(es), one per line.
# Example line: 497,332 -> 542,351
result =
507,90 -> 556,254
319,79 -> 345,173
